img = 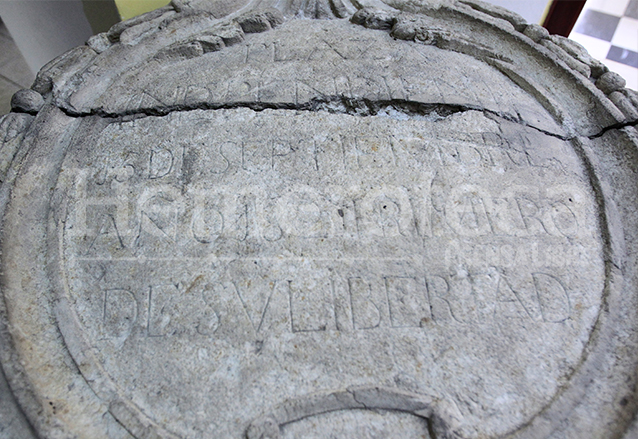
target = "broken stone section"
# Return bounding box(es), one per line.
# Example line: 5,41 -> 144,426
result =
58,19 -> 566,140
236,8 -> 284,33
32,3 -> 632,139
151,8 -> 283,61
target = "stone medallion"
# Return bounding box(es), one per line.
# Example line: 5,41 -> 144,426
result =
1,0 -> 638,438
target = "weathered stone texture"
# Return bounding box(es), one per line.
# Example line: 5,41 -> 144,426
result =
1,0 -> 638,438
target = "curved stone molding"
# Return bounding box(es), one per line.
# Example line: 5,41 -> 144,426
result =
246,386 -> 462,439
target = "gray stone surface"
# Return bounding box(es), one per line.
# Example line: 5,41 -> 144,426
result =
1,0 -> 638,438
10,89 -> 43,114
596,71 -> 628,95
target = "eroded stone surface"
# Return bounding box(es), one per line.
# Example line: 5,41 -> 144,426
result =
50,108 -> 604,438
71,19 -> 564,136
2,1 -> 638,439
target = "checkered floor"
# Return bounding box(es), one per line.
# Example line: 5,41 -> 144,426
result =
570,0 -> 638,90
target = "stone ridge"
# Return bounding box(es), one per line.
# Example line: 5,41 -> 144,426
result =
246,386 -> 464,439
5,3 -> 636,144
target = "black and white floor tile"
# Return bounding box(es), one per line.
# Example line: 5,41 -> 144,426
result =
571,0 -> 638,90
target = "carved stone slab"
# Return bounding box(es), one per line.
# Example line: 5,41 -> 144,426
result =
1,0 -> 638,438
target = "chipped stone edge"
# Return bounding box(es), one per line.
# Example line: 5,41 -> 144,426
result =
351,3 -> 637,132
10,0 -> 632,140
5,0 -> 635,128
456,0 -> 636,124
0,114 -> 38,439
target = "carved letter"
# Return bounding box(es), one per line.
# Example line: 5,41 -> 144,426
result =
533,273 -> 570,322
289,278 -> 335,332
385,276 -> 431,327
148,283 -> 179,337
191,201 -> 224,243
349,277 -> 381,329
103,289 -> 137,339
149,148 -> 174,179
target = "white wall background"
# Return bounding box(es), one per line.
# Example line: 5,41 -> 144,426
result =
485,0 -> 550,25
0,1 -> 94,75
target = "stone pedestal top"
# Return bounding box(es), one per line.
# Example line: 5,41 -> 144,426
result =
1,1 -> 638,438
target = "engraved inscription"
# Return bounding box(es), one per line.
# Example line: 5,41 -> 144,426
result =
62,111 -> 598,338
73,182 -> 590,248
385,276 -> 430,328
102,289 -> 137,339
58,109 -> 604,439
93,264 -> 573,342
110,20 -> 560,131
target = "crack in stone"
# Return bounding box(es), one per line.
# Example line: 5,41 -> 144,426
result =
427,418 -> 439,439
58,97 -> 477,120
52,95 -> 637,141
53,95 -> 578,142
587,118 -> 638,140
348,388 -> 368,410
